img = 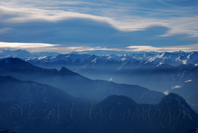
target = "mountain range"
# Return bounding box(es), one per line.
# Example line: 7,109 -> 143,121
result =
1,50 -> 198,112
68,94 -> 198,133
18,50 -> 198,112
0,76 -> 197,133
1,49 -> 198,132
0,49 -> 59,59
0,57 -> 164,104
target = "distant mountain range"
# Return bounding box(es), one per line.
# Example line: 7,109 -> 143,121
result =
1,49 -> 198,66
26,51 -> 198,69
0,49 -> 59,59
24,51 -> 198,92
0,76 -> 197,133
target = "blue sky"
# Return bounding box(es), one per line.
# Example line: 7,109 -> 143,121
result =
0,0 -> 198,53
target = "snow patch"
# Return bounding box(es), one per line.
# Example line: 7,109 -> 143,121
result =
187,54 -> 191,59
175,56 -> 181,62
171,85 -> 182,89
107,56 -> 111,60
157,62 -> 163,67
164,91 -> 169,95
121,58 -> 126,61
91,58 -> 97,64
148,57 -> 155,62
182,60 -> 187,64
38,56 -> 47,60
185,79 -> 192,83
158,52 -> 165,58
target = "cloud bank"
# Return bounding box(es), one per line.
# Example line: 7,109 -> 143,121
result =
0,42 -> 55,48
0,0 -> 198,36
1,42 -> 198,53
0,0 -> 198,53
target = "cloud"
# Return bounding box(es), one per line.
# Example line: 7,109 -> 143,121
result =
0,6 -> 108,23
0,42 -> 56,48
0,1 -> 198,36
0,0 -> 198,54
0,6 -> 169,33
1,41 -> 198,53
49,43 -> 198,53
126,44 -> 198,52
0,18 -> 197,49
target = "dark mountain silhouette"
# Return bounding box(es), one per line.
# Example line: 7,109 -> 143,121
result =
0,76 -> 197,133
0,76 -> 89,133
68,94 -> 198,133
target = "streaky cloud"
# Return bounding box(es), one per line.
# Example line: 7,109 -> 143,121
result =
0,42 -> 56,48
0,4 -> 198,36
1,42 -> 198,53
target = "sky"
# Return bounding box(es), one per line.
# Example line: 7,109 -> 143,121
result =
0,0 -> 198,53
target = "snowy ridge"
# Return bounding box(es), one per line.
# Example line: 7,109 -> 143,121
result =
1,49 -> 198,67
